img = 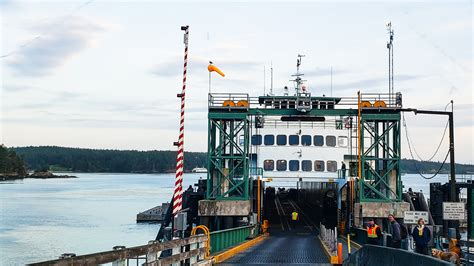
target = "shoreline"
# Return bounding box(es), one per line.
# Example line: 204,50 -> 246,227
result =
0,173 -> 78,181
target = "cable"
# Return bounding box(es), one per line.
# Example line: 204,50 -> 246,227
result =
402,101 -> 451,162
402,113 -> 450,179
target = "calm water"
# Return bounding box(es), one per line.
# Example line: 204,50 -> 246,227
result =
0,173 -> 204,265
0,172 -> 464,265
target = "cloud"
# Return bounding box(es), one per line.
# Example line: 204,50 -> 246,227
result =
439,19 -> 472,32
1,84 -> 35,93
314,74 -> 419,92
150,56 -> 261,77
305,67 -> 348,77
5,16 -> 107,77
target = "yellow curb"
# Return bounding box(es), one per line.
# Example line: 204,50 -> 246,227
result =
212,234 -> 268,264
318,236 -> 338,265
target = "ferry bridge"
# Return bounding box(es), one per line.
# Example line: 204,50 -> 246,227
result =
30,27 -> 470,266
32,91 -> 461,266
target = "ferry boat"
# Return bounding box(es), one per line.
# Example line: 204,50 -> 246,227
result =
241,55 -> 375,182
192,167 -> 207,173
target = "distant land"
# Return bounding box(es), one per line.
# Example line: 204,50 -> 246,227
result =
6,146 -> 474,175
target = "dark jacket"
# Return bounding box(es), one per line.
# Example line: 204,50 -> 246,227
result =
391,221 -> 401,241
412,226 -> 431,246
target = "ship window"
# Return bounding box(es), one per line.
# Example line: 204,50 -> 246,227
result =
276,160 -> 287,171
289,135 -> 299,146
276,135 -> 287,145
301,135 -> 312,146
302,160 -> 312,171
264,135 -> 275,145
314,135 -> 324,146
281,100 -> 288,109
263,160 -> 274,171
239,135 -> 245,146
251,135 -> 261,145
289,101 -> 296,109
289,160 -> 299,171
314,160 -> 325,171
327,161 -> 337,172
274,100 -> 280,109
338,136 -> 348,147
326,135 -> 336,147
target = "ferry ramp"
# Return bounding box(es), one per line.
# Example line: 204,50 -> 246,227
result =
221,196 -> 331,265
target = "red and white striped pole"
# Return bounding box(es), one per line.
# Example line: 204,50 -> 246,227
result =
172,25 -> 189,217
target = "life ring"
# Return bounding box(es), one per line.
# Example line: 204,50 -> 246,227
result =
359,101 -> 372,108
236,100 -> 249,107
222,100 -> 236,107
373,100 -> 387,108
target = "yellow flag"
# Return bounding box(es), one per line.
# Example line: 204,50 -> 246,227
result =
208,64 -> 225,77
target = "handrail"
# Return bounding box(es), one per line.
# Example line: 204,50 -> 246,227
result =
191,225 -> 211,258
209,225 -> 256,254
209,224 -> 254,235
208,92 -> 402,110
29,235 -> 208,266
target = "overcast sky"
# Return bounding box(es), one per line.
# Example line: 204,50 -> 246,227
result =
1,0 -> 472,163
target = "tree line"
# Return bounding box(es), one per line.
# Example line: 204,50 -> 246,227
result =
6,146 -> 474,174
12,146 -> 206,173
0,145 -> 27,176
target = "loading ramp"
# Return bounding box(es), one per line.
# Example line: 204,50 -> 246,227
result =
222,196 -> 331,265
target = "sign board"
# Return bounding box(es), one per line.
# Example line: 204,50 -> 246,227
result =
443,202 -> 465,220
404,211 -> 429,224
266,178 -> 273,182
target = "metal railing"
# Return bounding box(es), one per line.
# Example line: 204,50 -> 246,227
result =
209,225 -> 256,254
208,93 -> 254,109
208,92 -> 402,110
320,223 -> 338,256
250,167 -> 263,176
29,235 -> 208,266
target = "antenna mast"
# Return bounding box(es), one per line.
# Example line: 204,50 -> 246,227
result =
386,22 -> 394,103
270,62 -> 273,95
291,54 -> 306,94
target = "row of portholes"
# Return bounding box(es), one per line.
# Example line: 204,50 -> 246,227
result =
251,134 -> 348,147
263,159 -> 338,172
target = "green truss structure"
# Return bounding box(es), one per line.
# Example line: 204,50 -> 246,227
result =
205,94 -> 403,204
206,112 -> 250,200
358,111 -> 402,202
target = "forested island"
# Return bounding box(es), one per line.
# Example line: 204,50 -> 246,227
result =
3,146 -> 474,175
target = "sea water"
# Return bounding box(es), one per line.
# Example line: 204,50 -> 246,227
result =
0,173 -> 204,265
0,172 -> 463,265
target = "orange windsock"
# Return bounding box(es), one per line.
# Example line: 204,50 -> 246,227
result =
208,64 -> 225,77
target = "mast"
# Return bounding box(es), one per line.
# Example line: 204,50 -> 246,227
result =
172,25 -> 189,217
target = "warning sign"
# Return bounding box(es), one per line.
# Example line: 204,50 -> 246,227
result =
443,202 -> 465,220
404,211 -> 429,224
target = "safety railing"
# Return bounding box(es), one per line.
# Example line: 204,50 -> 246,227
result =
208,93 -> 254,109
250,167 -> 263,176
29,235 -> 208,266
337,169 -> 347,179
320,223 -> 338,255
208,92 -> 402,111
209,224 -> 256,254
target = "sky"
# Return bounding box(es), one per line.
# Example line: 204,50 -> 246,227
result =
1,0 -> 472,164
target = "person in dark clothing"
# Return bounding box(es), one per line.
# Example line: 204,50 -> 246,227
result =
388,214 -> 401,248
341,161 -> 346,179
366,218 -> 382,245
412,218 -> 431,255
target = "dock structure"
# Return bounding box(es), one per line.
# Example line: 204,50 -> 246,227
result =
31,86 -> 470,265
136,203 -> 170,222
29,25 -> 471,265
